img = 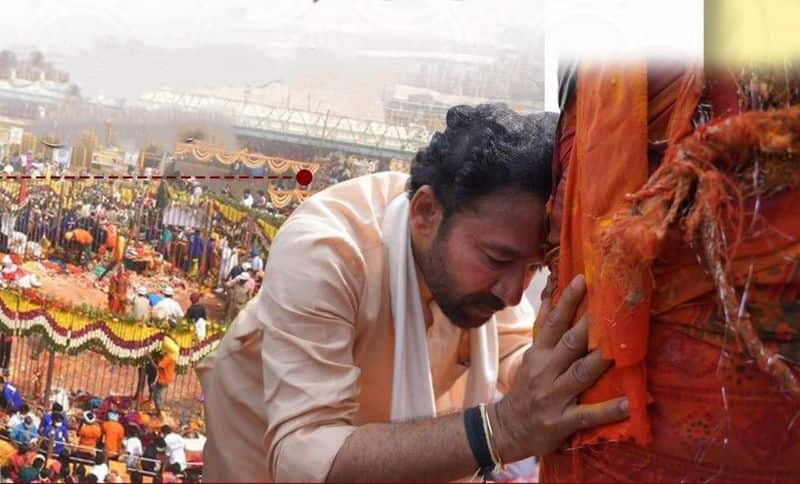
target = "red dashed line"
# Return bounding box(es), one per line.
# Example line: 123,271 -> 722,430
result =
0,173 -> 314,187
0,175 -> 299,180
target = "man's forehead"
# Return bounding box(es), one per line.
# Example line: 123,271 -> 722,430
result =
456,189 -> 546,224
451,190 -> 547,254
480,240 -> 530,259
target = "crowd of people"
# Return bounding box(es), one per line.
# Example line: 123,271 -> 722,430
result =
0,170 -> 268,323
0,373 -> 205,483
1,152 -> 69,179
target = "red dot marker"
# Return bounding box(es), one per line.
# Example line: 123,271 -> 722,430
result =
296,169 -> 313,186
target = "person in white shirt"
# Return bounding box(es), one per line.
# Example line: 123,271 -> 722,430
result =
49,388 -> 69,413
123,426 -> 144,470
132,286 -> 151,322
181,427 -> 206,455
241,190 -> 254,209
162,425 -> 187,471
194,318 -> 207,342
192,184 -> 203,204
250,249 -> 264,273
90,452 -> 109,482
153,287 -> 184,320
7,403 -> 39,431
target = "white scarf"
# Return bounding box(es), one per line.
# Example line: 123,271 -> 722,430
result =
383,194 -> 499,422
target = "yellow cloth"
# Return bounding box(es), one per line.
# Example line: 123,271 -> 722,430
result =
197,172 -> 535,481
0,439 -> 15,467
161,337 -> 180,361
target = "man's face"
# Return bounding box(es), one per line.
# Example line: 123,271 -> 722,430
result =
411,187 -> 546,329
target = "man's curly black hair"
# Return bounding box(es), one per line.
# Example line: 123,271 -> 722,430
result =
408,103 -> 557,219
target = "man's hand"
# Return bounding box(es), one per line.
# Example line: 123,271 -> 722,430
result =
328,274 -> 626,482
490,274 -> 628,462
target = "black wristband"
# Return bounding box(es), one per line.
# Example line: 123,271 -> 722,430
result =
463,405 -> 494,477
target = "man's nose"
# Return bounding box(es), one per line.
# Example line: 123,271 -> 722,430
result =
492,268 -> 527,308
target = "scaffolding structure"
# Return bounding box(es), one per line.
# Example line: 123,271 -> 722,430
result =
137,88 -> 430,160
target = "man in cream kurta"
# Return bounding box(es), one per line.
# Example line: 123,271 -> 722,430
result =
198,171 -> 533,481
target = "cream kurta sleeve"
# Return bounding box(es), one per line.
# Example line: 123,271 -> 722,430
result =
495,297 -> 535,394
259,218 -> 367,482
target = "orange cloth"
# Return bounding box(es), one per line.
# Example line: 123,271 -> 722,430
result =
157,355 -> 176,386
540,62 -> 800,481
104,224 -> 118,250
78,422 -> 103,450
102,420 -> 125,455
72,229 -> 93,245
548,62 -> 655,445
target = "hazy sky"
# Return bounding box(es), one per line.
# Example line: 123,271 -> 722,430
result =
0,0 -> 544,53
0,1 -> 703,116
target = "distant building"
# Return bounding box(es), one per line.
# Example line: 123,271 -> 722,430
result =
383,83 -> 541,133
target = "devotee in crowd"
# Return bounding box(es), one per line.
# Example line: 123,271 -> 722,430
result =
140,437 -> 167,475
0,376 -> 24,412
38,402 -> 66,436
64,228 -> 93,265
181,423 -> 206,466
122,426 -> 144,471
48,388 -> 69,415
199,104 -> 628,481
162,425 -> 187,473
7,403 -> 38,431
8,444 -> 32,481
241,189 -> 254,209
185,293 -> 207,323
0,332 -> 11,371
76,412 -> 102,459
17,454 -> 44,483
225,260 -> 250,283
41,412 -> 68,455
186,293 -> 207,341
250,248 -> 264,273
190,179 -> 203,205
89,452 -> 109,482
253,189 -> 267,209
107,266 -> 130,314
101,411 -> 125,458
10,416 -> 38,447
152,351 -> 176,415
160,226 -> 174,259
153,287 -> 184,320
224,271 -> 253,323
132,286 -> 151,321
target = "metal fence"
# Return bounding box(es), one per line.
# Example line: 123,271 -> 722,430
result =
8,333 -> 204,418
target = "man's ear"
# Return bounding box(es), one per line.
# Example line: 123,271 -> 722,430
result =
409,186 -> 443,240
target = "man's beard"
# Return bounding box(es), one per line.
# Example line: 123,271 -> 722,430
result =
420,233 -> 505,329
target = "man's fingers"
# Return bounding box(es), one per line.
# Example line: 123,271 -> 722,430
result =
533,298 -> 552,329
549,314 -> 589,374
554,348 -> 612,398
534,275 -> 586,349
562,397 -> 629,432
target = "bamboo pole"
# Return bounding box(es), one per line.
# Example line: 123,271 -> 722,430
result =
43,348 -> 55,403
